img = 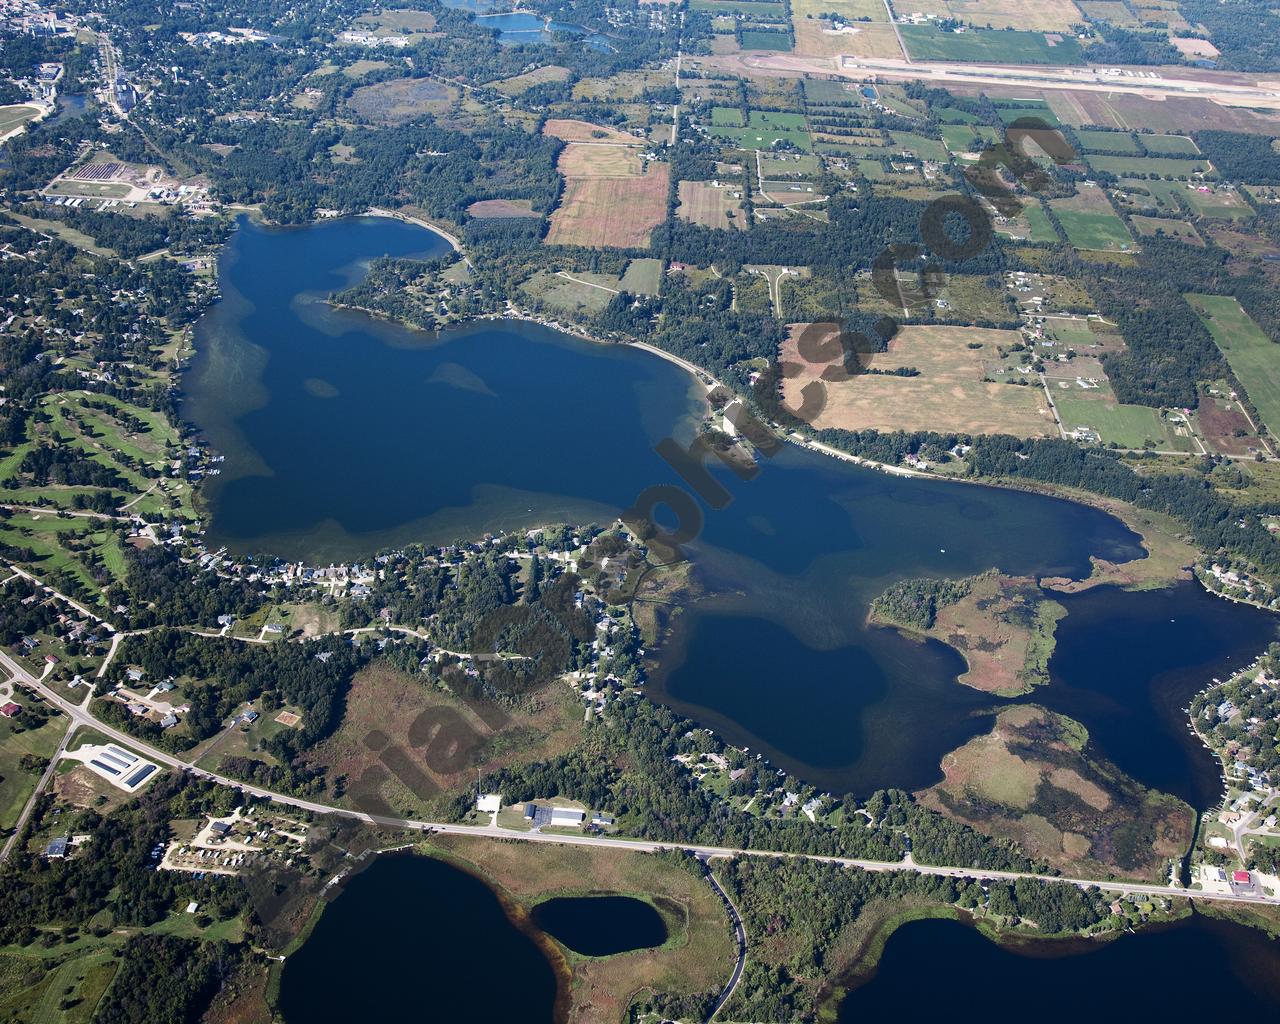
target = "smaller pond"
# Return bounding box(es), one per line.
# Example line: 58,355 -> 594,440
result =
532,895 -> 669,957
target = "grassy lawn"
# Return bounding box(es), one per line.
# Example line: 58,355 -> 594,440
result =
0,715 -> 66,831
1086,154 -> 1215,178
0,105 -> 41,136
1074,129 -> 1139,152
1051,383 -> 1188,449
1187,293 -> 1280,436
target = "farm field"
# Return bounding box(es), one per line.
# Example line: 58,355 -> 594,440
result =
1181,186 -> 1253,220
1140,133 -> 1199,155
1086,154 -> 1215,178
1050,186 -> 1133,252
794,20 -> 903,58
899,25 -> 1083,65
677,180 -> 743,230
908,0 -> 1083,30
542,118 -> 640,145
1187,293 -> 1280,436
546,162 -> 669,248
740,30 -> 792,50
1073,129 -> 1140,153
779,324 -> 1056,436
941,123 -> 1000,155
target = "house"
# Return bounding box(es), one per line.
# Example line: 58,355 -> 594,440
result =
1233,870 -> 1252,885
45,838 -> 69,858
239,710 -> 259,724
591,812 -> 615,827
160,712 -> 178,729
210,821 -> 232,838
0,702 -> 21,718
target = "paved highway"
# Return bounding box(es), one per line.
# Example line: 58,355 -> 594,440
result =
6,649 -> 1277,910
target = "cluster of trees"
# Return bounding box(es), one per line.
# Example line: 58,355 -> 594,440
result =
1193,130 -> 1280,185
109,546 -> 263,629
94,934 -> 237,1024
870,576 -> 973,630
1179,0 -> 1280,71
15,202 -> 232,260
1085,23 -> 1183,65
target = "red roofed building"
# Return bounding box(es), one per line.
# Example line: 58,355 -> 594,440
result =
1232,870 -> 1252,884
0,702 -> 21,718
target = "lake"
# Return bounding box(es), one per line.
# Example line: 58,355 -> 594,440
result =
836,915 -> 1280,1020
532,895 -> 669,956
278,854 -> 564,1022
185,216 -> 1278,800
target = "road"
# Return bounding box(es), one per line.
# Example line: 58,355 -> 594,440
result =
7,648 -> 1278,911
882,0 -> 909,64
703,862 -> 747,1022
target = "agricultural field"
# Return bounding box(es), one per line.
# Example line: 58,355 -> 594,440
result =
1139,133 -> 1199,155
708,109 -> 812,151
1129,215 -> 1202,245
995,101 -> 1060,127
740,30 -> 792,50
898,25 -> 1083,65
1073,129 -> 1140,153
1180,185 -> 1253,220
546,143 -> 669,248
760,153 -> 821,176
779,324 -> 1056,436
995,201 -> 1060,244
1085,154 -> 1216,178
542,118 -> 640,145
521,269 -> 615,315
1050,185 -> 1134,252
678,180 -> 745,229
941,123 -> 999,155
794,20 -> 904,58
1187,293 -> 1280,437
347,77 -> 456,123
900,0 -> 1084,31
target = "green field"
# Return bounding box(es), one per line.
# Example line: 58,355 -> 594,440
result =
995,103 -> 1061,128
1140,134 -> 1199,155
689,0 -> 785,13
900,25 -> 1083,65
0,715 -> 65,831
1086,155 -> 1215,178
932,105 -> 982,124
889,131 -> 947,162
1021,203 -> 1060,243
740,30 -> 792,50
1052,383 -> 1190,449
748,110 -> 806,131
940,124 -> 999,155
1074,129 -> 1139,153
1052,206 -> 1133,252
1187,293 -> 1280,435
710,120 -> 811,151
710,106 -> 744,126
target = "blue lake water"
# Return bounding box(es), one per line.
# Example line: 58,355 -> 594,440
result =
185,216 -> 1278,800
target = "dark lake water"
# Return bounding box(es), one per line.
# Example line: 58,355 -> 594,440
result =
532,895 -> 669,956
185,216 -> 1278,800
279,855 -> 563,1023
836,915 -> 1280,1020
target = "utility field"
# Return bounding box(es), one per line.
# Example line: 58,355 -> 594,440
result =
1187,293 -> 1280,436
1050,185 -> 1133,252
779,324 -> 1056,437
898,25 -> 1083,64
546,141 -> 669,248
678,180 -> 745,229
